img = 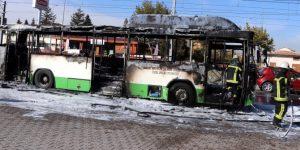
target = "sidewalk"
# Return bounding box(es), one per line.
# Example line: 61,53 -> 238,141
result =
0,105 -> 299,150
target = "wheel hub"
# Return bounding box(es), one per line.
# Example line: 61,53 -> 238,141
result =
175,89 -> 188,102
40,75 -> 49,85
42,76 -> 49,82
263,83 -> 272,92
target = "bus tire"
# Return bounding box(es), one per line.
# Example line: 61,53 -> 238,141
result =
34,69 -> 54,89
169,82 -> 195,106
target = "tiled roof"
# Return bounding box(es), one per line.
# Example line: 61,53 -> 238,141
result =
268,48 -> 300,57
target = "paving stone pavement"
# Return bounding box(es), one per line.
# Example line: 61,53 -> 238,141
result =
0,105 -> 299,150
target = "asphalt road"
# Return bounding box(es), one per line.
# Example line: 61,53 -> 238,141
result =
0,105 -> 299,150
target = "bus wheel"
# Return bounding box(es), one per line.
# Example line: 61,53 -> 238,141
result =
169,82 -> 195,106
34,70 -> 54,89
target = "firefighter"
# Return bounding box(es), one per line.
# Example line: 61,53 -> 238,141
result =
225,55 -> 242,104
273,61 -> 290,128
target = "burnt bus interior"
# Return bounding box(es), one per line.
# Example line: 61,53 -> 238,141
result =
129,35 -> 204,62
5,31 -> 29,81
5,29 -> 96,82
92,32 -> 128,95
2,27 -> 128,95
205,39 -> 253,105
209,32 -> 255,106
1,25 -> 256,107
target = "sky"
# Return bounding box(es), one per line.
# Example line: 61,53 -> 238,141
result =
4,0 -> 300,50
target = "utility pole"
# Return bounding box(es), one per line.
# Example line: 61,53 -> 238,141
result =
169,0 -> 176,61
38,9 -> 42,25
0,1 -> 6,44
62,0 -> 67,25
171,0 -> 176,15
2,1 -> 6,25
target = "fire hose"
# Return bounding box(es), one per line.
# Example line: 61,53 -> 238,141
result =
282,98 -> 294,138
251,97 -> 295,138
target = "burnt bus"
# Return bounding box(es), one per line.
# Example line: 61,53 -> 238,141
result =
0,15 -> 257,108
125,15 -> 256,107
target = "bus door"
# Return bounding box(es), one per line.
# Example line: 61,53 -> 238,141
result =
5,31 -> 29,81
204,40 -> 244,105
93,35 -> 126,95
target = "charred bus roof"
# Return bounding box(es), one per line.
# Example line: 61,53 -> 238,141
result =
127,14 -> 252,41
128,14 -> 240,32
0,15 -> 253,41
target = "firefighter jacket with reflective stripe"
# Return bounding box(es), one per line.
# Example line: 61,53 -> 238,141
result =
273,77 -> 288,102
226,65 -> 242,84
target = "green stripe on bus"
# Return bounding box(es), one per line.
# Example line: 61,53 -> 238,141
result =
196,88 -> 205,104
128,83 -> 168,101
128,83 -> 205,103
55,77 -> 91,92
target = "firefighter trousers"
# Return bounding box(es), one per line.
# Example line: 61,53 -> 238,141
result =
273,101 -> 288,124
225,83 -> 241,104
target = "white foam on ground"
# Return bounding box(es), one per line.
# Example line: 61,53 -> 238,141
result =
0,84 -> 299,138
